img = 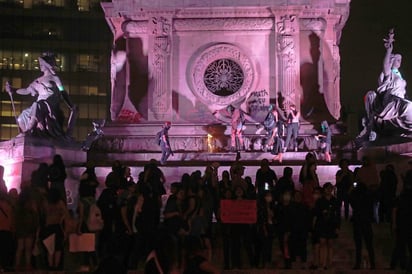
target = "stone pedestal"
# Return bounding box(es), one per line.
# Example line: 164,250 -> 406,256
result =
0,136 -> 86,192
357,140 -> 412,162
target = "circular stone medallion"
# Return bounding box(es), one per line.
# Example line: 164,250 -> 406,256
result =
189,44 -> 254,107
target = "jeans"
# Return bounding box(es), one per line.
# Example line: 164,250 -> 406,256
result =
160,142 -> 171,164
284,123 -> 299,150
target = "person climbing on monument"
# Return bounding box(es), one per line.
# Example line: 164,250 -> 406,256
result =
362,28 -> 412,141
158,121 -> 173,165
262,104 -> 286,163
4,52 -> 77,139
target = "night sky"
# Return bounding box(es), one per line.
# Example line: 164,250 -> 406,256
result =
340,0 -> 412,118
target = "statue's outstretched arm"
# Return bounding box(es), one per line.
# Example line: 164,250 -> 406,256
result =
383,29 -> 395,76
15,86 -> 35,96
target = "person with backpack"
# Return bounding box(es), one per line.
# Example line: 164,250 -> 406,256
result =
157,121 -> 173,165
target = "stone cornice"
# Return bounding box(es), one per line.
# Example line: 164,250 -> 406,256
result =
173,17 -> 275,32
122,20 -> 148,35
175,7 -> 273,18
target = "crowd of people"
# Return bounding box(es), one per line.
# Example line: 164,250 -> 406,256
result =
0,154 -> 411,273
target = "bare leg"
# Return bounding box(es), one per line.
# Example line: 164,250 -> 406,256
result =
231,128 -> 236,148
312,243 -> 320,268
325,152 -> 331,163
319,238 -> 328,269
48,252 -> 54,268
327,239 -> 334,268
236,130 -> 244,150
53,251 -> 62,268
24,237 -> 33,269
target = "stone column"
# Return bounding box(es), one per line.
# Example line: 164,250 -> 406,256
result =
148,16 -> 172,121
322,14 -> 345,120
276,15 -> 300,111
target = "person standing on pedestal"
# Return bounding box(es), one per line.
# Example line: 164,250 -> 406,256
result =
263,104 -> 285,163
284,104 -> 300,152
316,121 -> 332,163
159,121 -> 173,165
227,105 -> 246,152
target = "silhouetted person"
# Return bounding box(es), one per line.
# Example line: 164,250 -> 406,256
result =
390,168 -> 412,271
335,159 -> 354,220
290,191 -> 311,269
255,191 -> 275,268
349,182 -> 375,269
0,190 -> 14,272
255,159 -> 278,198
313,183 -> 339,270
275,167 -> 295,203
379,164 -> 398,223
48,154 -> 67,203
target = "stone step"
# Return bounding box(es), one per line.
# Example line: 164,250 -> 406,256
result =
88,151 -> 336,165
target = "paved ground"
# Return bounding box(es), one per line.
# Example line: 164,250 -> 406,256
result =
7,218 -> 406,274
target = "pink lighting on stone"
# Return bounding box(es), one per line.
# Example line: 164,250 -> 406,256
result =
103,0 -> 350,128
3,164 -> 21,192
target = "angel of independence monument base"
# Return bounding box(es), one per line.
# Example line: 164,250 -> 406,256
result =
3,0 -> 412,195
96,0 -> 351,164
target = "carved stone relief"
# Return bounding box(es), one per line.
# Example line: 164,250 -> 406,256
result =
149,16 -> 172,120
94,136 -> 208,152
173,18 -> 274,31
277,15 -> 298,110
189,43 -> 255,108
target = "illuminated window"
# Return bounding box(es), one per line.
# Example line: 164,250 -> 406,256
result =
0,124 -> 18,140
0,51 -> 65,71
76,54 -> 100,72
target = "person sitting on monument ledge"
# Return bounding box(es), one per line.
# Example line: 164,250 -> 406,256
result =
362,29 -> 412,141
4,52 -> 77,139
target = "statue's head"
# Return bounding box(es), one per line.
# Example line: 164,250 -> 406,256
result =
268,104 -> 274,112
390,53 -> 402,69
39,52 -> 57,73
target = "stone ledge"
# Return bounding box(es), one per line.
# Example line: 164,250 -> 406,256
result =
357,140 -> 412,162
